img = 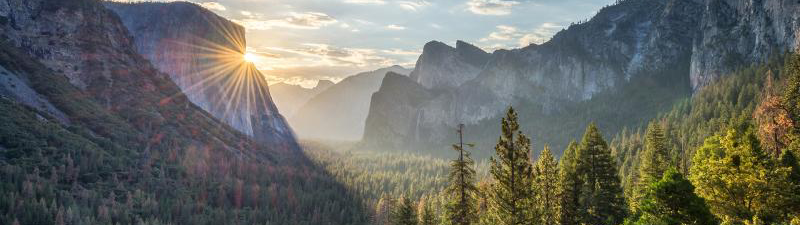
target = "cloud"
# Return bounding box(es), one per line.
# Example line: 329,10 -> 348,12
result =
467,0 -> 519,15
234,12 -> 338,30
344,0 -> 387,4
479,23 -> 563,48
198,2 -> 226,11
518,22 -> 563,46
386,24 -> 406,30
397,1 -> 431,11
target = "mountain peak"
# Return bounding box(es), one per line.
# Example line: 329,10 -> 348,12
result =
315,80 -> 335,90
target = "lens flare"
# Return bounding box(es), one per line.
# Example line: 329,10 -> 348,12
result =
158,13 -> 276,137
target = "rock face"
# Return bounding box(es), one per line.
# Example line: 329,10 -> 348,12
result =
290,65 -> 410,140
105,2 -> 296,146
410,41 -> 490,90
270,80 -> 333,116
690,0 -> 800,89
363,0 -> 800,153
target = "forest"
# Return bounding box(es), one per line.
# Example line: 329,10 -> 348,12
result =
305,55 -> 800,225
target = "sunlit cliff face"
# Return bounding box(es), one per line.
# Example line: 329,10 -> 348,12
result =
163,16 -> 275,130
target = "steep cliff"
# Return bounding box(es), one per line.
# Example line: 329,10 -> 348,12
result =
105,2 -> 296,147
364,0 -> 800,155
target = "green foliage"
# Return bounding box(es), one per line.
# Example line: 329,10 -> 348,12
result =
689,128 -> 796,223
558,141 -> 581,225
632,169 -> 716,225
631,122 -> 671,212
533,145 -> 559,225
486,107 -> 537,225
444,128 -> 478,225
417,197 -> 437,225
576,123 -> 627,225
391,197 -> 417,225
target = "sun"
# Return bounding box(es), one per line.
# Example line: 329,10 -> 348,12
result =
243,53 -> 257,62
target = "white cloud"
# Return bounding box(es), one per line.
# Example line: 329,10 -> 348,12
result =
386,24 -> 406,30
467,0 -> 519,15
430,23 -> 442,29
198,2 -> 226,11
397,1 -> 431,11
344,0 -> 387,4
234,12 -> 338,30
479,23 -> 563,48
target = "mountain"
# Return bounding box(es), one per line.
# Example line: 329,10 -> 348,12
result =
363,0 -> 800,156
0,0 -> 364,224
105,2 -> 296,147
290,65 -> 410,140
269,80 -> 333,116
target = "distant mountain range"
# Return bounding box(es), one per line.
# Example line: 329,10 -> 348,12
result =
362,0 -> 800,156
269,65 -> 411,141
270,80 -> 334,116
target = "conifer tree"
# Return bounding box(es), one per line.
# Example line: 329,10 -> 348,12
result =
632,169 -> 717,225
533,145 -> 559,225
487,107 -> 537,225
558,141 -> 581,225
445,124 -> 478,225
576,123 -> 626,225
631,122 -> 670,212
417,197 -> 437,225
392,197 -> 418,225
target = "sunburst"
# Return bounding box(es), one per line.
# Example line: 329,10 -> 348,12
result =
159,14 -> 276,136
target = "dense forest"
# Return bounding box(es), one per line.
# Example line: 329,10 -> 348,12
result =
306,55 -> 800,225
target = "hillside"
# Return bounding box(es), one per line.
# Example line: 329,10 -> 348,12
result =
0,0 -> 365,224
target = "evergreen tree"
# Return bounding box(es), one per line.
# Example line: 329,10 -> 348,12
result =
576,123 -> 627,225
533,145 -> 559,225
632,122 -> 670,212
391,197 -> 418,225
558,141 -> 581,225
690,128 -> 797,223
445,124 -> 478,225
486,107 -> 537,225
632,168 -> 717,225
417,197 -> 437,225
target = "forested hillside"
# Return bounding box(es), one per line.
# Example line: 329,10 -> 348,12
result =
319,55 -> 800,225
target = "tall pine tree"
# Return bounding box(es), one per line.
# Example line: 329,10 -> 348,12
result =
558,141 -> 581,225
632,169 -> 717,225
632,122 -> 670,212
533,145 -> 560,225
487,107 -> 537,225
445,124 -> 478,225
576,123 -> 627,225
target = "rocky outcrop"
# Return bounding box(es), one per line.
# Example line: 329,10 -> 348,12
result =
690,0 -> 800,89
363,72 -> 433,148
410,41 -> 490,90
290,65 -> 410,140
105,2 -> 296,147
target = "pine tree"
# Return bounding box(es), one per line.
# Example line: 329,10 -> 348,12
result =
445,124 -> 478,225
391,197 -> 418,225
576,123 -> 626,225
558,141 -> 581,225
376,195 -> 397,225
533,145 -> 559,225
632,122 -> 670,212
633,169 -> 717,225
417,197 -> 437,225
486,107 -> 536,225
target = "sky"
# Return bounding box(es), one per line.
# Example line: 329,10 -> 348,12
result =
113,0 -> 616,88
